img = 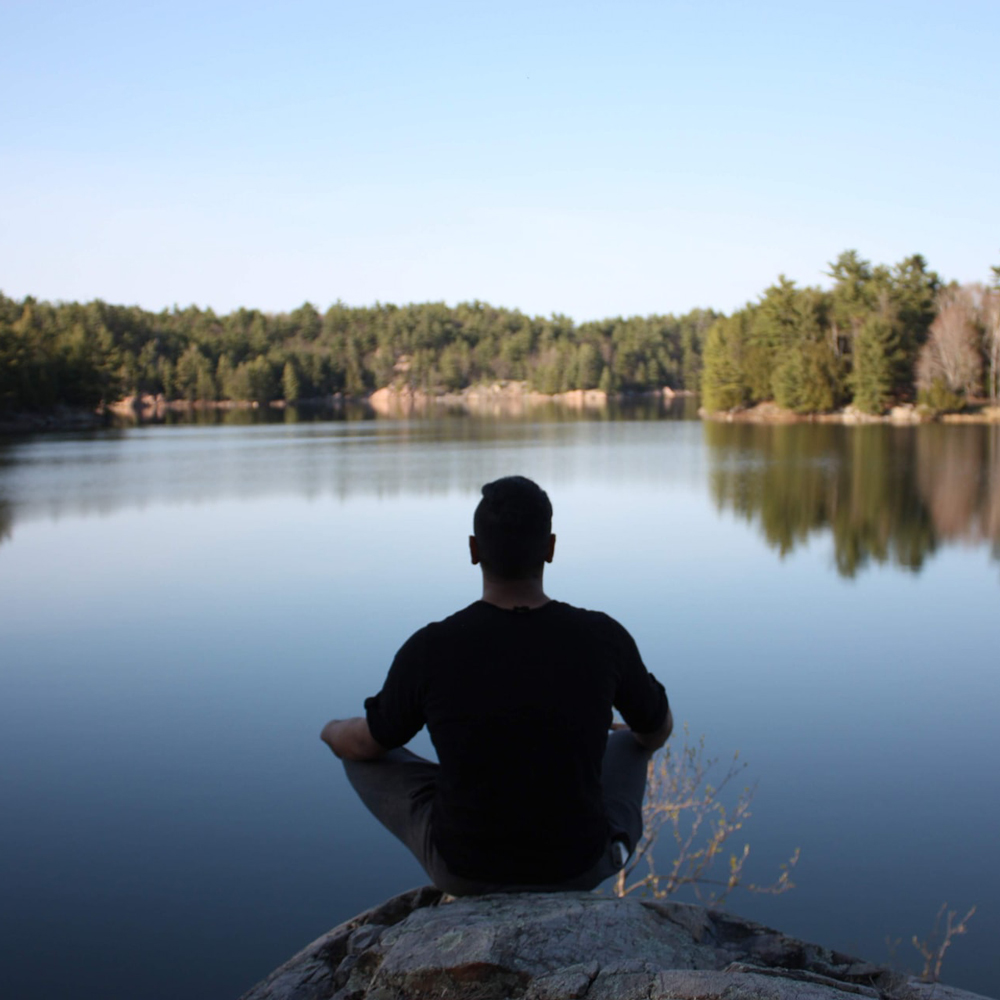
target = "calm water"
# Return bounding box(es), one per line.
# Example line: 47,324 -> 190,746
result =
1,413 -> 997,998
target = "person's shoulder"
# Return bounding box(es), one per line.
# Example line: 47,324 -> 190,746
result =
549,601 -> 635,639
415,601 -> 486,637
550,599 -> 621,625
392,606 -> 471,666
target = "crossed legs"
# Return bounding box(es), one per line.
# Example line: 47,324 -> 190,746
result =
342,730 -> 651,896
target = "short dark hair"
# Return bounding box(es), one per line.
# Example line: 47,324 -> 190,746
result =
473,476 -> 553,580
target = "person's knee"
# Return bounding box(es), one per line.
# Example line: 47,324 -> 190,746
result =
341,755 -> 373,791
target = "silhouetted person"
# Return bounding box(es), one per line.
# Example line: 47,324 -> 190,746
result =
321,475 -> 672,894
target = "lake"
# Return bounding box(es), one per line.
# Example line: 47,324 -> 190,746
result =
1,409 -> 997,998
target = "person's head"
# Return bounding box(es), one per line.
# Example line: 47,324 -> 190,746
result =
471,476 -> 554,581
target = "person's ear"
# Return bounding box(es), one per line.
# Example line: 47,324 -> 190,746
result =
545,533 -> 556,564
469,535 -> 480,565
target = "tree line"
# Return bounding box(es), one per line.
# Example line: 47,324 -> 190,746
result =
0,293 -> 716,413
2,250 -> 997,416
701,252 -> 1000,414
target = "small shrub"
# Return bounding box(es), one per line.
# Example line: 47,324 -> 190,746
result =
917,378 -> 965,414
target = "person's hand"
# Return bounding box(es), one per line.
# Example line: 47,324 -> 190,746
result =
609,721 -> 631,732
320,719 -> 343,747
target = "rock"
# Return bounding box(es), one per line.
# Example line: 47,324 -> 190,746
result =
367,382 -> 610,417
889,404 -> 923,424
241,889 -> 993,1000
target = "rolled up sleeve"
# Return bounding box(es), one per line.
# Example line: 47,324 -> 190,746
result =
611,623 -> 669,735
364,630 -> 427,749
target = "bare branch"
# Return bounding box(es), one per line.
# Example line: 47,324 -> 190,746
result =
911,902 -> 977,983
612,727 -> 798,905
917,286 -> 982,396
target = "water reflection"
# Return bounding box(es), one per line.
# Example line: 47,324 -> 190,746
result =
706,423 -> 1000,576
107,394 -> 693,429
0,412 -> 704,546
3,417 -> 998,576
0,498 -> 11,546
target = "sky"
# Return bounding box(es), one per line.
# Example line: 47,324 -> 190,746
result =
2,0 -> 998,322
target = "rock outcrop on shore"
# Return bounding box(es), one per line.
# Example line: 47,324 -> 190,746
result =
699,401 -> 1000,425
367,383 -> 617,417
241,888 -> 992,1000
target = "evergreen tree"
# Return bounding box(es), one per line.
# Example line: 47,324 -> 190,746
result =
888,254 -> 939,394
701,315 -> 748,412
282,361 -> 300,402
176,344 -> 214,401
216,355 -> 235,399
827,250 -> 875,347
576,342 -> 601,389
246,355 -> 276,403
0,254 -> 980,415
157,357 -> 175,400
851,316 -> 897,413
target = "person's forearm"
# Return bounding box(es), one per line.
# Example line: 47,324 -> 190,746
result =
320,717 -> 387,761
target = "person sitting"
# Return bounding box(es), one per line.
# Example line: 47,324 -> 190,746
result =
321,475 -> 672,895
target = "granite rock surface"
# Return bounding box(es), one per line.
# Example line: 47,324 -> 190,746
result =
241,888 -> 992,1000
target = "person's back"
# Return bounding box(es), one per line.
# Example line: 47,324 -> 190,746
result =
322,476 -> 672,895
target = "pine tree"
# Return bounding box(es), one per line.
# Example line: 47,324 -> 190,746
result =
176,344 -> 213,401
576,342 -> 601,389
850,316 -> 896,413
282,361 -> 300,402
216,355 -> 235,399
701,316 -> 748,412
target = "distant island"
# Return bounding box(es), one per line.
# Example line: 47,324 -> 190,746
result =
2,250 -> 997,427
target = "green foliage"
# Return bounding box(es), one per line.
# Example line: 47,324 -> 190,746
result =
698,250 -> 944,415
767,286 -> 839,413
702,279 -> 842,413
888,254 -> 940,391
176,344 -> 216,402
772,340 -> 838,413
827,250 -> 875,344
282,361 -> 300,402
917,379 -> 965,414
0,250 -> 963,417
850,315 -> 897,414
0,290 -> 717,412
701,315 -> 748,412
747,277 -> 801,400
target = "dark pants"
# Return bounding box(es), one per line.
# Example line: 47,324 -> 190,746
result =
342,729 -> 651,896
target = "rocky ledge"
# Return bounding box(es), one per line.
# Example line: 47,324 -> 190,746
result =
241,888 -> 991,1000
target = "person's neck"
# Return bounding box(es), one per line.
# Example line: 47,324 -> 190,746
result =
480,574 -> 551,610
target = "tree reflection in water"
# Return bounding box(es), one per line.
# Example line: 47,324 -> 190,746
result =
0,498 -> 10,548
705,422 -> 1000,577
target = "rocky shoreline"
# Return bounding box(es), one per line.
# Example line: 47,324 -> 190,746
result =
700,401 -> 1000,425
4,386 -> 998,436
366,382 -> 668,417
240,887 -> 991,1000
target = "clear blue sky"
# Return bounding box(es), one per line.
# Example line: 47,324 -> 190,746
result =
2,0 -> 998,321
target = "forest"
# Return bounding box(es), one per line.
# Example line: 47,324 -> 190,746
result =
0,292 -> 715,413
1,250 -> 997,415
701,252 -> 1000,414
